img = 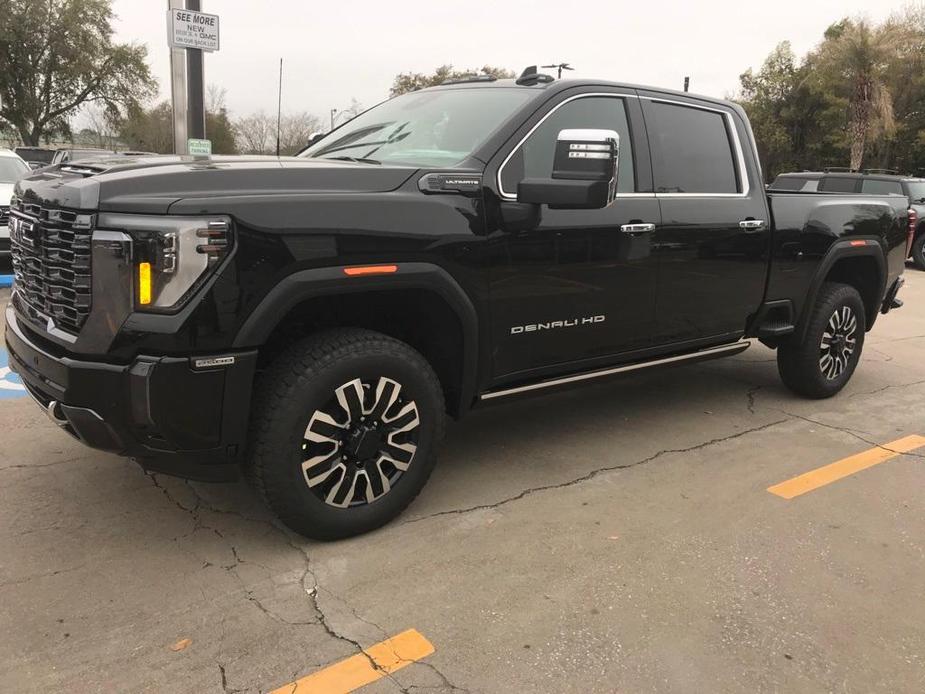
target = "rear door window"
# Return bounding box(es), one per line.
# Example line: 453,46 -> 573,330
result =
644,101 -> 740,194
860,179 -> 904,196
819,177 -> 859,193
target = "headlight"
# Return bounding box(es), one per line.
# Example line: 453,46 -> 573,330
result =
97,214 -> 233,311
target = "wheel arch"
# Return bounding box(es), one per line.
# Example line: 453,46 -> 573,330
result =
233,263 -> 480,417
795,241 -> 886,343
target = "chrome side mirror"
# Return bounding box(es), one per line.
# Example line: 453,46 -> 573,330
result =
517,129 -> 619,209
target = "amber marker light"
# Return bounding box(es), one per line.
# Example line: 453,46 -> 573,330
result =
138,262 -> 153,305
343,265 -> 399,277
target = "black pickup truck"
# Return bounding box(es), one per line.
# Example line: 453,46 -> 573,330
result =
5,75 -> 911,539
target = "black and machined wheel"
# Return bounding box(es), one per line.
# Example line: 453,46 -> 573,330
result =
248,329 -> 445,540
777,282 -> 866,399
912,233 -> 925,270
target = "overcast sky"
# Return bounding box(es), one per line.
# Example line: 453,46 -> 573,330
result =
111,0 -> 904,121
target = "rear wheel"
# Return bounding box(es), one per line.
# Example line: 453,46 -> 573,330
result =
912,233 -> 925,270
777,282 -> 865,399
248,329 -> 445,540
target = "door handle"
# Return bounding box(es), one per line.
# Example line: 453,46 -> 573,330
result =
739,219 -> 766,231
620,223 -> 656,234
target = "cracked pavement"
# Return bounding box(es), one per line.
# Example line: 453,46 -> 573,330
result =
2,270 -> 925,693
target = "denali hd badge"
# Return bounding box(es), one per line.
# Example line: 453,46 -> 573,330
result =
194,356 -> 236,369
510,315 -> 605,335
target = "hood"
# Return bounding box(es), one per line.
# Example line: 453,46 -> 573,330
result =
14,155 -> 420,214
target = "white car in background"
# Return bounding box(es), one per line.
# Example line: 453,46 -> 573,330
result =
0,149 -> 30,261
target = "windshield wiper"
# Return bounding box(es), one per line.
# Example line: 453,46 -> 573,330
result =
322,155 -> 381,165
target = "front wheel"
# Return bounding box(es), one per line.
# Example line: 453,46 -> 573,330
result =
247,329 -> 445,540
777,282 -> 865,399
912,234 -> 925,270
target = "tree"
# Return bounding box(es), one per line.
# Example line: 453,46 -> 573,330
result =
737,42 -> 843,179
118,102 -> 173,154
234,111 -> 323,155
81,104 -> 120,149
234,111 -> 275,154
203,87 -> 237,154
0,0 -> 157,145
814,19 -> 902,170
390,65 -> 515,96
279,112 -> 322,155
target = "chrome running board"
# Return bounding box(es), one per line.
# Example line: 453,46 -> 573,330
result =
480,341 -> 751,401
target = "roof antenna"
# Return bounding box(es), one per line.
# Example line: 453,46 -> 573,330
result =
276,58 -> 283,157
516,65 -> 555,86
542,63 -> 574,79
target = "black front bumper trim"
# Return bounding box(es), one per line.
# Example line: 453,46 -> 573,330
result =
5,304 -> 257,479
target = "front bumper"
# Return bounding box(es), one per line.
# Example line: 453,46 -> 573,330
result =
4,304 -> 257,481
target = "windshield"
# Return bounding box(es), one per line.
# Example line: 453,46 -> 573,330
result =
0,157 -> 28,183
300,87 -> 535,167
906,181 -> 925,203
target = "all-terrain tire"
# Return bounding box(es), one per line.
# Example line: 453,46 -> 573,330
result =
247,328 -> 445,540
777,282 -> 865,399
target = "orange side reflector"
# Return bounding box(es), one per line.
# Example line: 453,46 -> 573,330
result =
343,264 -> 399,277
849,240 -> 868,247
138,262 -> 152,305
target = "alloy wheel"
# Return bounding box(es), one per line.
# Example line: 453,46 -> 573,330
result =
819,305 -> 858,380
301,378 -> 420,508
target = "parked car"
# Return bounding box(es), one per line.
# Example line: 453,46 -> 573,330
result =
6,75 -> 911,539
0,149 -> 30,260
770,170 -> 925,269
14,147 -> 54,169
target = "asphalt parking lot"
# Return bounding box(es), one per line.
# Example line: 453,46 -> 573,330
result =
2,271 -> 925,694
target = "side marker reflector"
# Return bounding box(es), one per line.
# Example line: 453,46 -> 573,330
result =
849,240 -> 868,247
138,262 -> 152,305
344,265 -> 399,277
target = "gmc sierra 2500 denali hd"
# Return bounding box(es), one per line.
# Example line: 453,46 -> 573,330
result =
5,74 -> 911,539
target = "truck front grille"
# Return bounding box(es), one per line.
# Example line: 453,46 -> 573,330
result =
0,205 -> 9,226
9,200 -> 94,335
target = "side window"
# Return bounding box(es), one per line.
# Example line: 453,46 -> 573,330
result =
646,101 -> 739,194
860,179 -> 904,196
500,96 -> 635,196
819,177 -> 858,193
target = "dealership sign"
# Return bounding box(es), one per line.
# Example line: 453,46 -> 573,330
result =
167,9 -> 220,52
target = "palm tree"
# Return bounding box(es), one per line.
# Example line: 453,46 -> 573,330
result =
816,20 -> 902,170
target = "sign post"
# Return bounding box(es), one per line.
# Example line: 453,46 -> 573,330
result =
167,2 -> 220,155
167,0 -> 188,155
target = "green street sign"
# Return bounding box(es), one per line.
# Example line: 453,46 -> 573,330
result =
188,138 -> 212,156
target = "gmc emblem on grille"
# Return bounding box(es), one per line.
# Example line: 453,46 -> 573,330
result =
10,216 -> 35,247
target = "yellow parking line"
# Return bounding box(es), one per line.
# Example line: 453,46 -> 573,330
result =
268,629 -> 435,694
768,435 -> 925,500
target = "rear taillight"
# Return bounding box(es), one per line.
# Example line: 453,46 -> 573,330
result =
908,208 -> 917,257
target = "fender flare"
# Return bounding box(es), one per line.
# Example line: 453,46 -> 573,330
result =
795,239 -> 886,344
233,262 -> 480,414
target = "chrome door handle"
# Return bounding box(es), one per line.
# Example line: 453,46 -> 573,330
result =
739,219 -> 766,231
620,223 -> 656,234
